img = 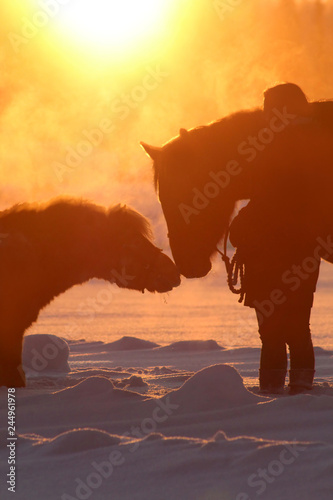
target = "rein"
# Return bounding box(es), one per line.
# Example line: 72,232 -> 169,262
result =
216,225 -> 246,303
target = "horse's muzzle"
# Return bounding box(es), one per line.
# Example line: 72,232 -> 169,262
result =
176,257 -> 212,279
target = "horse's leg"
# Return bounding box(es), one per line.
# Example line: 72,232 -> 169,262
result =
0,331 -> 26,388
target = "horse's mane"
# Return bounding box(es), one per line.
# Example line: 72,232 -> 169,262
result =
184,107 -> 264,143
154,108 -> 264,190
0,198 -> 153,242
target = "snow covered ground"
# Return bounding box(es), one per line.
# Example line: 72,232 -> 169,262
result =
0,261 -> 333,500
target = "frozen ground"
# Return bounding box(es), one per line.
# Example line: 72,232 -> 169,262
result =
0,261 -> 332,500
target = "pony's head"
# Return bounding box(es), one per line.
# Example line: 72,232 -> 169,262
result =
141,127 -> 238,278
106,205 -> 180,292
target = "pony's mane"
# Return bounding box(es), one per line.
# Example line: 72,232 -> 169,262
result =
0,198 -> 104,227
153,108 -> 264,191
0,197 -> 104,215
0,198 -> 154,242
108,204 -> 154,242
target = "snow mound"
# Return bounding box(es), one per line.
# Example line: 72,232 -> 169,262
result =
55,376 -> 115,399
23,334 -> 70,374
104,336 -> 160,351
71,368 -> 131,378
33,429 -> 121,455
53,377 -> 146,405
150,367 -> 176,375
159,340 -> 223,352
165,364 -> 267,413
117,375 -> 148,389
314,346 -> 333,356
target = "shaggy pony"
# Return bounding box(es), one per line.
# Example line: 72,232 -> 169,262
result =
0,198 -> 180,387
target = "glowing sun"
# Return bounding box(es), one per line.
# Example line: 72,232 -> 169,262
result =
57,0 -> 172,51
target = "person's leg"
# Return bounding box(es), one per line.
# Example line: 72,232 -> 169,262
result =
285,257 -> 319,393
256,309 -> 288,393
286,305 -> 315,394
259,336 -> 288,370
288,328 -> 315,370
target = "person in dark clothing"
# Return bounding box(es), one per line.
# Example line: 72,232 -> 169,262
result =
229,83 -> 327,394
229,202 -> 319,394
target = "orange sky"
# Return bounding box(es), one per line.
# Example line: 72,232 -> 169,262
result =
0,0 -> 332,214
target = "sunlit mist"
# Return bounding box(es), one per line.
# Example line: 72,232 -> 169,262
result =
0,0 -> 332,226
55,0 -> 173,53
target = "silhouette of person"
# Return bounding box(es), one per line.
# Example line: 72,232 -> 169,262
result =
229,83 -> 325,394
263,82 -> 310,120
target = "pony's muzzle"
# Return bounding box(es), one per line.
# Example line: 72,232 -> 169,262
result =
146,252 -> 181,293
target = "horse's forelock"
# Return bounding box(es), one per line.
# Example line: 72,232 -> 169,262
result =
152,134 -> 186,193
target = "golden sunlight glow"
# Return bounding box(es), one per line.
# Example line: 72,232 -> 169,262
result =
56,0 -> 172,52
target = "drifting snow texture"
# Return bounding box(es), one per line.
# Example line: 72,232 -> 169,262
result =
23,334 -> 70,374
2,334 -> 333,500
10,430 -> 333,500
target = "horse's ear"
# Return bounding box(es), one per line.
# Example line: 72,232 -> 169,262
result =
140,142 -> 162,161
179,128 -> 188,138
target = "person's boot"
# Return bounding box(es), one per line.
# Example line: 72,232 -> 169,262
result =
259,369 -> 287,394
288,369 -> 315,395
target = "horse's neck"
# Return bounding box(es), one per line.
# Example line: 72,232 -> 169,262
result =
211,160 -> 253,205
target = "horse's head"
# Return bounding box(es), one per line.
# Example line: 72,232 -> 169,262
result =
141,129 -> 236,278
107,206 -> 180,293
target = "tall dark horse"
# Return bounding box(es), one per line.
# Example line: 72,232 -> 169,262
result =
142,85 -> 333,393
142,103 -> 333,278
0,199 -> 180,388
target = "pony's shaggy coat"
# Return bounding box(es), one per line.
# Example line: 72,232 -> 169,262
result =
0,199 -> 180,387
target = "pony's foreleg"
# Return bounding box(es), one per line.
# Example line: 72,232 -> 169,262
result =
0,333 -> 26,388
